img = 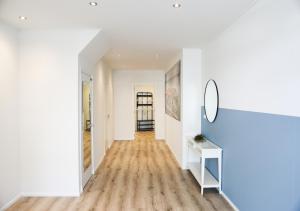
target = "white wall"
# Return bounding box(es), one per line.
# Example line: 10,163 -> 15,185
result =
165,49 -> 202,168
165,115 -> 182,163
0,22 -> 20,209
79,31 -> 110,75
113,70 -> 165,140
203,0 -> 300,117
105,64 -> 114,149
19,29 -> 98,196
92,60 -> 114,169
0,24 -> 110,205
181,49 -> 202,167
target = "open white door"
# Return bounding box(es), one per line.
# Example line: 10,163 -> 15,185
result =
81,73 -> 93,188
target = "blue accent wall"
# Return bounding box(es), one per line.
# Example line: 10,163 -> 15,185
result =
201,107 -> 300,211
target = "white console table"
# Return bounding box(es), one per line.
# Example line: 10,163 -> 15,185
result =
187,137 -> 222,195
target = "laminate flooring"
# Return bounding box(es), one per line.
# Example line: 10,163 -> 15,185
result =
83,131 -> 91,171
7,132 -> 233,211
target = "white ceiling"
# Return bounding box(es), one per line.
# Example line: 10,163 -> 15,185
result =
0,0 -> 257,69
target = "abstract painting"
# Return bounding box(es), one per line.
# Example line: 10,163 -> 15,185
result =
165,61 -> 181,121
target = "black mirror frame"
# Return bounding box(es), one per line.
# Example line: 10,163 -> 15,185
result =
204,79 -> 219,123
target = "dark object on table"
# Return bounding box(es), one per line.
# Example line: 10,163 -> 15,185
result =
194,134 -> 205,143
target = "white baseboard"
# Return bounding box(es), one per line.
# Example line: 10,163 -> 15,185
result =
108,141 -> 113,149
95,154 -> 105,171
95,142 -> 112,172
1,190 -> 80,210
220,191 -> 239,211
166,141 -> 238,211
0,193 -> 21,211
114,139 -> 132,142
167,144 -> 183,168
21,192 -> 79,197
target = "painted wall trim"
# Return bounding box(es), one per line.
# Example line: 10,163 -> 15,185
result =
0,194 -> 21,211
115,139 -> 133,142
95,150 -> 107,173
79,145 -> 108,194
1,190 -> 82,210
167,142 -> 184,168
220,191 -> 239,211
21,192 -> 80,197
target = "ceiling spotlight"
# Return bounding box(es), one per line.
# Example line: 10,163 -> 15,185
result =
19,16 -> 27,21
173,3 -> 181,8
89,2 -> 98,6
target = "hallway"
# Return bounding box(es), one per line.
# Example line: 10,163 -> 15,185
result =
7,132 -> 232,211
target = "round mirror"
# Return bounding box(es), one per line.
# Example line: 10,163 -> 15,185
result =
204,80 -> 219,123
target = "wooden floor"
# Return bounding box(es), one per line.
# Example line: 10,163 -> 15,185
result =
7,132 -> 233,211
83,131 -> 91,171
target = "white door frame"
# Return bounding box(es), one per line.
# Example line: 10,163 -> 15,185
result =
79,72 -> 94,192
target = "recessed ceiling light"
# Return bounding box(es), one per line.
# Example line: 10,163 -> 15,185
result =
173,3 -> 181,8
89,2 -> 98,6
19,16 -> 27,21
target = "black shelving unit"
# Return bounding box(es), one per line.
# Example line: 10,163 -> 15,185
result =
136,92 -> 155,131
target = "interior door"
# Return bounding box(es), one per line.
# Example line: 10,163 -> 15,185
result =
82,74 -> 93,188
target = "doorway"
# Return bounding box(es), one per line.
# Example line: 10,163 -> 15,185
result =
136,92 -> 154,131
81,73 -> 93,188
134,85 -> 155,138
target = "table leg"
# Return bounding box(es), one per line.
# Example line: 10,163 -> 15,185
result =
218,156 -> 222,193
201,157 -> 205,195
